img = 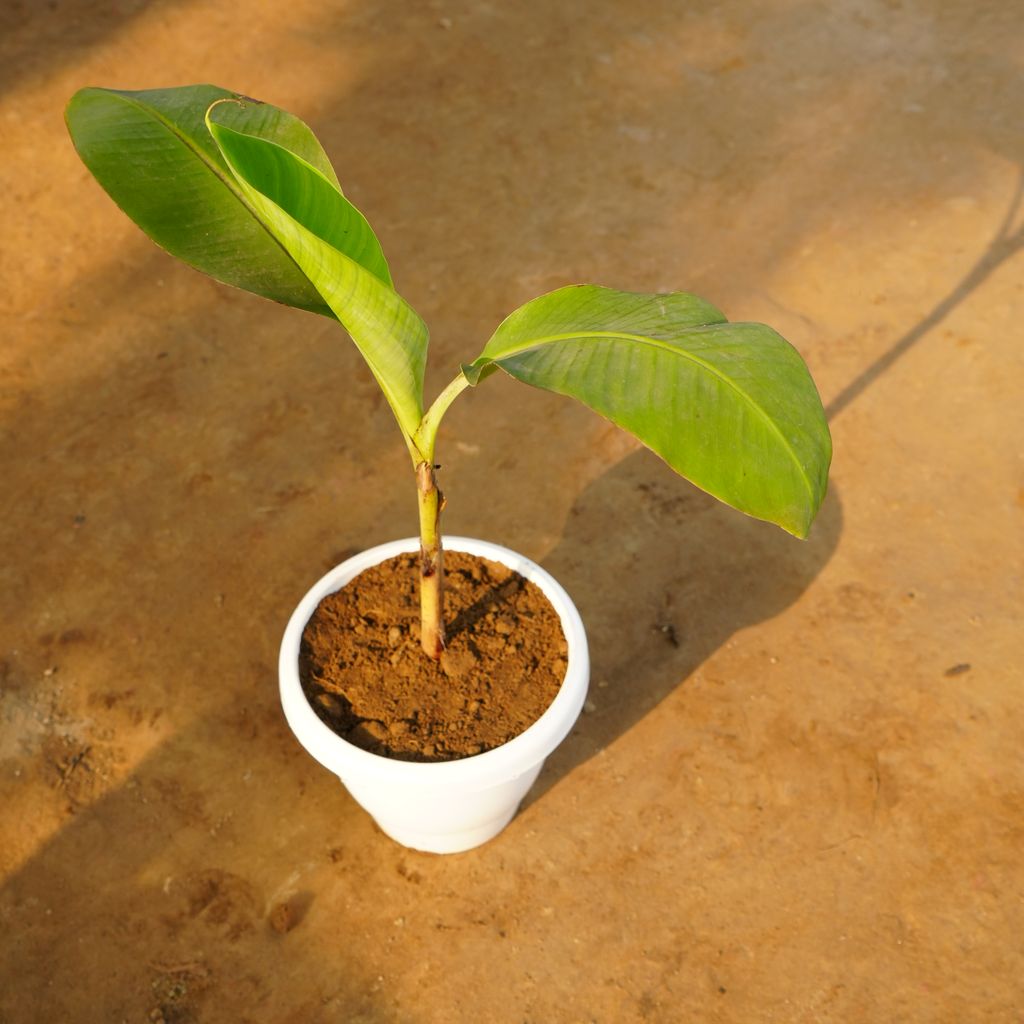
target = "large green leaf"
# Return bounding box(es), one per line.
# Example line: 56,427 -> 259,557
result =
205,107 -> 427,439
465,285 -> 831,537
67,84 -> 426,440
65,85 -> 349,315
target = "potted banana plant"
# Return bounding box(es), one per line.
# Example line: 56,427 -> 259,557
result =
65,84 -> 832,853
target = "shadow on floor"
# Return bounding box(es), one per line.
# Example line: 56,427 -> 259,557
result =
527,447 -> 843,803
827,168 -> 1024,420
0,705 -> 399,1022
0,0 -> 168,96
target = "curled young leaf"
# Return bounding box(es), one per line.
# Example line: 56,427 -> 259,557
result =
205,107 -> 427,440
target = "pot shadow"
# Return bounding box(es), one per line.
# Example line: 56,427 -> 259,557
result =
524,447 -> 843,804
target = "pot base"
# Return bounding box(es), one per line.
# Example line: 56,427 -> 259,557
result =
341,758 -> 546,854
374,804 -> 519,854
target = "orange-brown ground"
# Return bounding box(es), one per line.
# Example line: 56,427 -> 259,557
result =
1,1 -> 1021,1021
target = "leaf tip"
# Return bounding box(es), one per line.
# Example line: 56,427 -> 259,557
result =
64,86 -> 101,126
786,484 -> 831,540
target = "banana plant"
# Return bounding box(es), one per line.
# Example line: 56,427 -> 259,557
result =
66,85 -> 832,660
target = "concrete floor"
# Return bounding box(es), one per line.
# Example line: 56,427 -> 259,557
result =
1,0 -> 1022,1020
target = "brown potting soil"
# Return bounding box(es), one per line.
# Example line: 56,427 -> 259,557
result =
298,551 -> 567,761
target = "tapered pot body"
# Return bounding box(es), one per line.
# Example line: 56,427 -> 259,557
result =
279,536 -> 589,854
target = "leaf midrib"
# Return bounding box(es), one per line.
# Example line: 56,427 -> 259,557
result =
486,328 -> 815,500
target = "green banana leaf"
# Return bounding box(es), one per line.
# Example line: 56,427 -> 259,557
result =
66,84 -> 830,531
465,285 -> 831,537
66,85 -> 427,439
66,85 -> 347,314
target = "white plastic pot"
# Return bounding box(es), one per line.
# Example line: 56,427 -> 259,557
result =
278,536 -> 589,854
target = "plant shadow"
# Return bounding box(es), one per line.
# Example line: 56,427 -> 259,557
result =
826,168 -> 1024,420
525,446 -> 842,804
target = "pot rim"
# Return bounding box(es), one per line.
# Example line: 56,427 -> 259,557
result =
278,536 -> 589,788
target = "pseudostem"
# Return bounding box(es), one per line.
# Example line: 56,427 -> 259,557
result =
416,460 -> 446,659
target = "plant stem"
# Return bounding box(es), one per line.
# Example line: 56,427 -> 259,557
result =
410,370 -> 472,660
416,460 -> 446,659
414,371 -> 471,463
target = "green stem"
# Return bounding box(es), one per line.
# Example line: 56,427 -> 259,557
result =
414,371 -> 471,464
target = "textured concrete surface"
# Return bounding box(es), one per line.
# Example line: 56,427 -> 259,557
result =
1,1 -> 1021,1020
